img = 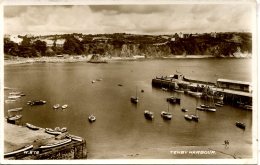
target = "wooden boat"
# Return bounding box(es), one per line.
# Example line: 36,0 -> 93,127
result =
181,108 -> 188,112
9,91 -> 22,95
8,95 -> 21,99
5,99 -> 16,103
4,144 -> 33,157
8,107 -> 23,112
141,89 -> 144,93
131,87 -> 139,104
60,127 -> 68,133
96,78 -> 103,81
39,138 -> 72,149
144,110 -> 154,120
166,96 -> 181,104
61,104 -> 68,109
66,134 -> 83,142
53,104 -> 60,109
236,122 -> 246,129
26,123 -> 40,130
161,111 -> 172,120
27,100 -> 46,105
191,114 -> 199,121
184,114 -> 193,120
118,84 -> 123,86
215,103 -> 223,107
88,114 -> 96,122
45,128 -> 62,135
187,90 -> 202,97
8,115 -> 22,121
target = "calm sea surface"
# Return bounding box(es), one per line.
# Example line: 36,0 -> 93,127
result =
4,58 -> 252,158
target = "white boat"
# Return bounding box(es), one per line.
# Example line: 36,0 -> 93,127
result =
131,87 -> 139,104
8,107 -> 23,112
4,145 -> 33,157
91,80 -> 96,83
66,134 -> 83,142
184,114 -> 193,120
8,115 -> 22,121
61,104 -> 68,109
45,128 -> 62,135
53,104 -> 60,109
8,95 -> 21,99
96,78 -> 103,81
26,123 -> 40,130
161,103 -> 173,120
60,127 -> 67,133
39,139 -> 72,149
187,90 -> 202,97
144,110 -> 154,120
191,114 -> 199,121
5,100 -> 16,103
9,92 -> 22,95
88,114 -> 96,122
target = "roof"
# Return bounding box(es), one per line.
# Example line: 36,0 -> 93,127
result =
213,88 -> 252,97
217,79 -> 251,86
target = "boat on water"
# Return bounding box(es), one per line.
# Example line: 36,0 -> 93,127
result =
4,145 -> 33,157
9,91 -> 22,95
166,96 -> 181,104
236,122 -> 246,129
96,78 -> 103,81
184,114 -> 193,120
66,134 -> 83,142
91,80 -> 96,83
161,87 -> 168,91
187,90 -> 202,97
53,104 -> 60,109
191,114 -> 199,121
8,95 -> 21,99
181,108 -> 188,112
130,87 -> 139,104
196,105 -> 216,112
61,104 -> 68,109
26,123 -> 40,130
88,60 -> 108,63
27,100 -> 46,105
39,138 -> 72,149
144,110 -> 154,120
161,111 -> 172,120
8,107 -> 23,112
45,128 -> 62,135
215,102 -> 224,107
88,114 -> 96,122
5,99 -> 17,103
8,115 -> 22,121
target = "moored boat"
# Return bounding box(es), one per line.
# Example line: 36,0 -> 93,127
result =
26,123 -> 40,130
61,104 -> 68,109
184,114 -> 193,120
5,99 -> 16,103
8,107 -> 23,112
181,108 -> 188,112
88,114 -> 96,122
8,95 -> 21,99
236,122 -> 246,129
187,90 -> 202,97
9,92 -> 22,95
4,145 -> 33,157
191,114 -> 199,121
39,138 -> 72,149
166,96 -> 181,104
161,111 -> 172,120
66,134 -> 83,142
130,96 -> 139,104
53,104 -> 60,109
45,128 -> 62,135
27,100 -> 46,105
8,115 -> 22,121
144,110 -> 154,120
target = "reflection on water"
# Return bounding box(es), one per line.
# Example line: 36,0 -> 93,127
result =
4,58 -> 252,158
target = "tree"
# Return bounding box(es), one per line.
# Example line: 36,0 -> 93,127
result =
63,35 -> 84,55
33,40 -> 47,56
4,38 -> 19,56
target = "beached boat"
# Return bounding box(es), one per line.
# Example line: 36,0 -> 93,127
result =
66,134 -> 83,142
8,115 -> 22,121
181,108 -> 188,112
236,122 -> 246,129
61,104 -> 68,109
8,95 -> 21,99
5,99 -> 16,103
8,107 -> 23,112
53,104 -> 60,109
45,128 -> 62,135
144,110 -> 154,120
184,114 -> 193,120
4,144 -> 33,157
166,96 -> 181,104
27,100 -> 46,105
88,114 -> 96,122
161,87 -> 168,91
39,138 -> 72,149
60,127 -> 68,133
91,80 -> 96,83
26,123 -> 40,130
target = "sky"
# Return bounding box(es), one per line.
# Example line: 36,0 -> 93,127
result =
4,3 -> 255,35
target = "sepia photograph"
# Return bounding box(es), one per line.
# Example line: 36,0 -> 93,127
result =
1,0 -> 257,164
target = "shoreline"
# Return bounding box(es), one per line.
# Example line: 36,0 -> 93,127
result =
4,55 -> 251,65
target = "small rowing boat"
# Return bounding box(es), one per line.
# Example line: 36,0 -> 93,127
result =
45,128 -> 62,135
4,145 -> 33,157
26,123 -> 40,130
61,104 -> 68,109
8,107 -> 23,112
88,114 -> 96,122
8,115 -> 22,121
66,134 -> 83,142
53,104 -> 60,109
39,139 -> 72,149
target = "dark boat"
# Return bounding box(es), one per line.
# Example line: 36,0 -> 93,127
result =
4,145 -> 33,157
166,96 -> 181,104
236,122 -> 246,129
26,123 -> 40,130
161,103 -> 172,120
181,108 -> 188,112
27,100 -> 46,105
184,114 -> 193,120
130,87 -> 139,104
191,114 -> 199,122
144,110 -> 154,120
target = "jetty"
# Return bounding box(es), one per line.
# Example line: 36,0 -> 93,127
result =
4,121 -> 87,160
152,74 -> 252,109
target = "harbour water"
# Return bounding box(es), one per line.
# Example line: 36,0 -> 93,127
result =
4,58 -> 253,159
